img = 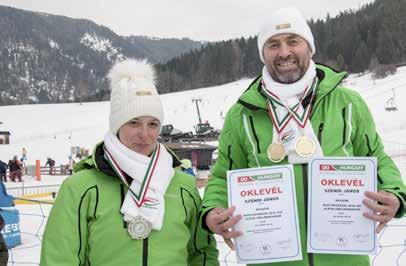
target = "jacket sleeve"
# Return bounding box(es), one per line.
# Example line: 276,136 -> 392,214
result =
40,174 -> 97,265
352,94 -> 406,217
184,183 -> 219,266
202,105 -> 248,219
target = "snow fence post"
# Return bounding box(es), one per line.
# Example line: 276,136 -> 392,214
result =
35,160 -> 41,181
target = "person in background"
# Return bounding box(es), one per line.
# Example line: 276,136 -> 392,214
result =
41,59 -> 219,266
45,157 -> 55,175
68,155 -> 75,175
0,160 -> 7,182
21,147 -> 27,161
201,7 -> 406,266
20,147 -> 27,170
8,156 -> 22,182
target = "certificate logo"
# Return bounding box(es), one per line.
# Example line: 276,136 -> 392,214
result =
320,164 -> 365,171
238,176 -> 255,183
237,173 -> 282,183
259,244 -> 272,256
336,235 -> 347,247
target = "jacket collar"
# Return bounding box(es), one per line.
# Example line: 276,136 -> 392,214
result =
238,64 -> 348,111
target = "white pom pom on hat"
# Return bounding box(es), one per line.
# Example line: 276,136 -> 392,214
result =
108,59 -> 164,134
257,7 -> 315,63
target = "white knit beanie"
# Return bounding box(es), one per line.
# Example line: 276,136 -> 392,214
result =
257,7 -> 315,63
108,59 -> 164,134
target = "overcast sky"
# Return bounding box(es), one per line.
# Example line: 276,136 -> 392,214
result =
0,0 -> 374,41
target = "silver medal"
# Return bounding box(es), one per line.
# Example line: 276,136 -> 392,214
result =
128,215 -> 152,240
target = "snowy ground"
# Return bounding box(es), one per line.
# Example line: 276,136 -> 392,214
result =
1,67 -> 406,265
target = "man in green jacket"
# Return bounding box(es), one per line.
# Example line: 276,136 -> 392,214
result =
202,7 -> 406,266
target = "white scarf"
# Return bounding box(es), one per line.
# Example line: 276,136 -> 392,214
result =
104,132 -> 174,231
262,60 -> 323,164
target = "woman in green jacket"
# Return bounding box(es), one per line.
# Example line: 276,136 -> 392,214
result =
41,59 -> 218,266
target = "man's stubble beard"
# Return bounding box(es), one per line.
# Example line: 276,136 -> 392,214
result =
267,54 -> 310,84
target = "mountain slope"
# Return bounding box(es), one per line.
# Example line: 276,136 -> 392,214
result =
0,5 -> 202,105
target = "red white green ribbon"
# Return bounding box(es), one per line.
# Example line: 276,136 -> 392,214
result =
262,77 -> 318,133
104,144 -> 161,207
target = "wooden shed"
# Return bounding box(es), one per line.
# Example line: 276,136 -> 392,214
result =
163,142 -> 217,170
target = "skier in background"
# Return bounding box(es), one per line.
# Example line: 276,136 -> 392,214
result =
8,156 -> 22,182
45,157 -> 56,175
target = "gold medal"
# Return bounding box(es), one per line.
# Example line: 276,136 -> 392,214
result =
295,136 -> 316,157
267,142 -> 286,163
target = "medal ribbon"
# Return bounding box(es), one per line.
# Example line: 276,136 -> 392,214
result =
262,77 -> 318,133
104,144 -> 161,207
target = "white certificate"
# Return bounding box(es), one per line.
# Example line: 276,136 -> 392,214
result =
307,157 -> 377,255
227,165 -> 302,264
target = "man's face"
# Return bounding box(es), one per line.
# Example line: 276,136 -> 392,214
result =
263,33 -> 312,84
118,116 -> 161,156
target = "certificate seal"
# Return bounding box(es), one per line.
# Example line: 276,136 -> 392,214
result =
267,142 -> 286,163
295,136 -> 316,157
128,216 -> 152,240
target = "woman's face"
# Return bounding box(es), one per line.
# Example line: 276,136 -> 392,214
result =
118,116 -> 161,156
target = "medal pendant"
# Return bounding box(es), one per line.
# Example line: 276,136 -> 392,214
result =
128,215 -> 152,240
295,136 -> 316,157
267,142 -> 286,163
